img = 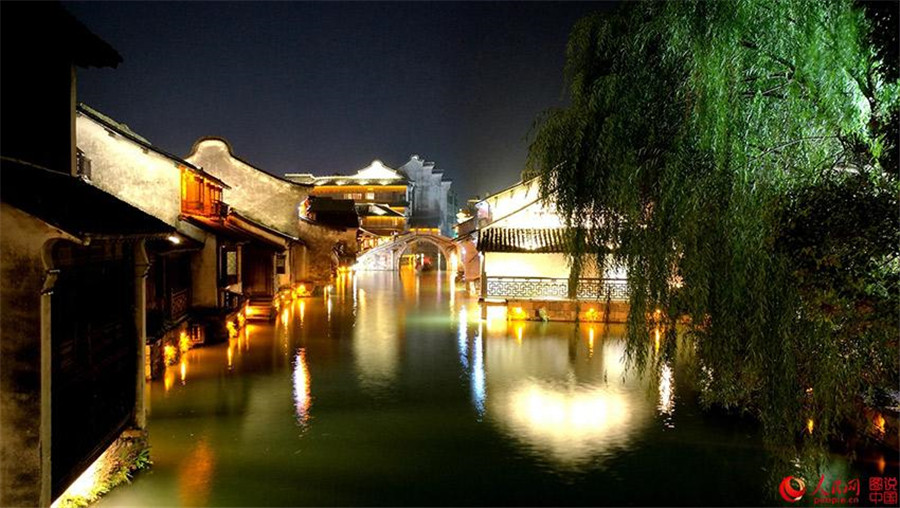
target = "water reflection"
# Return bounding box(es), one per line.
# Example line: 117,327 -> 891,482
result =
177,437 -> 214,507
457,306 -> 469,369
97,270 -> 892,508
293,348 -> 311,426
477,323 -> 653,468
658,364 -> 674,413
352,273 -> 402,394
472,321 -> 486,419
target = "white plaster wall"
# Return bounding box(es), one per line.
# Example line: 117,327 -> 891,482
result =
484,252 -> 571,279
76,115 -> 183,228
185,139 -> 308,235
483,178 -> 541,224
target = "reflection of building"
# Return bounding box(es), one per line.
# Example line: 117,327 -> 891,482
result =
286,155 -> 455,240
461,177 -> 628,322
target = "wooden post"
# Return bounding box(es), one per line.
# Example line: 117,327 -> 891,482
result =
38,259 -> 58,508
133,239 -> 150,430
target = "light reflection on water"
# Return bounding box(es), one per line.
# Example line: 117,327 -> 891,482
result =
293,349 -> 311,426
99,271 -> 892,508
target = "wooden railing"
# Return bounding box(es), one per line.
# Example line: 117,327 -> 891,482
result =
170,288 -> 189,320
182,199 -> 228,218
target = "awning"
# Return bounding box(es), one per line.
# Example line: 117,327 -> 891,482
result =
1,159 -> 174,238
185,211 -> 301,251
478,228 -> 570,253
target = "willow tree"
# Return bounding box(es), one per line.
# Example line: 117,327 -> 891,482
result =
527,0 -> 899,450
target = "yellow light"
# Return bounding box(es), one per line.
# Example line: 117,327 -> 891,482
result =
180,358 -> 187,385
167,234 -> 181,245
164,344 -> 177,366
516,324 -> 524,344
806,418 -> 814,434
50,449 -> 106,508
588,327 -> 595,357
299,300 -> 305,324
237,313 -> 246,326
877,454 -> 886,474
509,306 -> 528,321
226,320 -> 238,338
654,327 -> 661,353
874,413 -> 886,434
164,368 -> 175,392
281,308 -> 289,327
227,345 -> 233,369
585,308 -> 598,322
179,331 -> 190,354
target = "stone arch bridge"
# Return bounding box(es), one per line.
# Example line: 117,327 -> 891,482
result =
355,232 -> 459,271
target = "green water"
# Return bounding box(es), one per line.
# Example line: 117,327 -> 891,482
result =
97,271 -> 894,507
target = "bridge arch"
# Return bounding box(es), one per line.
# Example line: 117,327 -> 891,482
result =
395,235 -> 455,270
355,232 -> 460,272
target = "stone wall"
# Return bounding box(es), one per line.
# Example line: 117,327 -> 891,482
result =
502,298 -> 629,323
453,236 -> 480,282
0,204 -> 70,507
296,220 -> 357,283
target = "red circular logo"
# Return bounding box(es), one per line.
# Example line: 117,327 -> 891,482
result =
779,476 -> 807,503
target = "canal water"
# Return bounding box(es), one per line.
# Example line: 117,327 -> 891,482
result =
98,270 -> 893,507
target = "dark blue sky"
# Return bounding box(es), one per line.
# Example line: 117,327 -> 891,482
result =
65,1 -> 611,200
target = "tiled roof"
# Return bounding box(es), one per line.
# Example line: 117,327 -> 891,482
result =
479,228 -> 569,253
305,196 -> 359,230
357,204 -> 404,218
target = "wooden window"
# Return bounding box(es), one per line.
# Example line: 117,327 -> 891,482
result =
221,248 -> 238,285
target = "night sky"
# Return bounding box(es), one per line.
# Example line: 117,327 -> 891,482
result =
64,1 -> 611,201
